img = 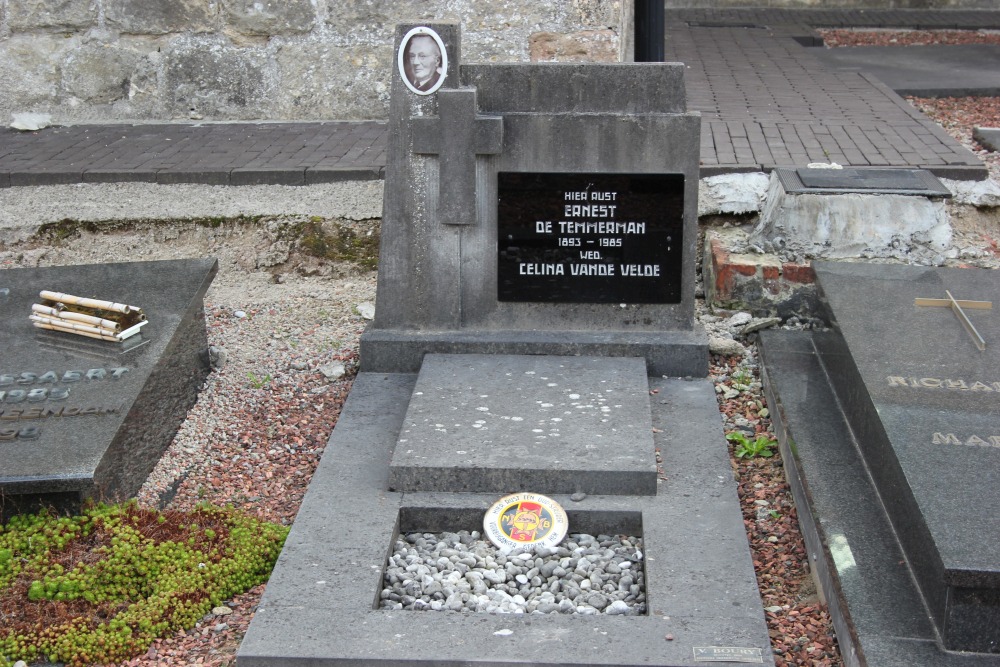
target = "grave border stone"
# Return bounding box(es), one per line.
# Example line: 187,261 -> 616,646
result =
237,372 -> 775,667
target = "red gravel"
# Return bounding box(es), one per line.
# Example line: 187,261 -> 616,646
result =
820,28 -> 1000,48
711,355 -> 842,667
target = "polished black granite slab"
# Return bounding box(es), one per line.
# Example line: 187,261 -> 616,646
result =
759,330 -> 1000,666
0,259 -> 217,519
774,167 -> 952,197
809,262 -> 1000,654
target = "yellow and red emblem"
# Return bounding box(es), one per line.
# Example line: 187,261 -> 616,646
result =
484,492 -> 568,553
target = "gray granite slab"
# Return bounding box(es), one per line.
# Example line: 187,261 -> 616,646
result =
0,259 -> 217,519
810,44 -> 1000,98
759,330 -> 1000,667
811,262 -> 1000,654
774,167 -> 951,197
237,369 -> 774,667
973,127 -> 1000,153
388,354 -> 656,495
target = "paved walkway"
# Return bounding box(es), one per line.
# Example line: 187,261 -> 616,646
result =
0,122 -> 386,187
668,8 -> 999,178
0,8 -> 997,187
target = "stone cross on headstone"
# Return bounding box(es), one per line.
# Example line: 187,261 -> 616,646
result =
411,88 -> 502,226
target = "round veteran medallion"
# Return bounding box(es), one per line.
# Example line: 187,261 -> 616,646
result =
484,493 -> 568,553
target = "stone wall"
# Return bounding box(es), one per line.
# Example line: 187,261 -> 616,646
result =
0,0 -> 629,123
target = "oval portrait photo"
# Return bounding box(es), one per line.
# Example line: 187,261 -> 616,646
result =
398,26 -> 448,96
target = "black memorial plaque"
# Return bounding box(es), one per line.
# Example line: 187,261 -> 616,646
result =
797,167 -> 928,191
497,172 -> 683,303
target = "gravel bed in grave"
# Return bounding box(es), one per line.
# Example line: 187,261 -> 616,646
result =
381,531 -> 646,616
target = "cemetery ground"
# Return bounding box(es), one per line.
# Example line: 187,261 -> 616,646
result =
0,215 -> 842,667
1,29 -> 999,667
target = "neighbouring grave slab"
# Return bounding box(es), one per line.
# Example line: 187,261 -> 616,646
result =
809,44 -> 1000,98
775,167 -> 951,197
0,259 -> 217,520
973,127 -> 1000,153
758,331 -> 1000,667
759,262 -> 1000,659
388,354 -> 656,495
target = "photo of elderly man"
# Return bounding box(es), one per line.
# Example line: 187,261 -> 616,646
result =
400,29 -> 447,95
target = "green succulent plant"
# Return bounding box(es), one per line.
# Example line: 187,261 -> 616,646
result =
0,501 -> 287,667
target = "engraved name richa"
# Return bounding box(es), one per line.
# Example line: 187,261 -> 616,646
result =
887,376 -> 1000,392
887,376 -> 1000,448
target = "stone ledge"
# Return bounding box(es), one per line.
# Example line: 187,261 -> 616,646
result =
359,328 -> 710,378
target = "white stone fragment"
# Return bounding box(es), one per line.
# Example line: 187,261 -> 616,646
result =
698,172 -> 770,215
10,112 -> 52,131
942,177 -> 1000,207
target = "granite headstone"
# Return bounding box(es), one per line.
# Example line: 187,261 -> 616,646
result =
362,23 -> 705,376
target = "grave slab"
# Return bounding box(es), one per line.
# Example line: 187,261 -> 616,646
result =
973,127 -> 1000,153
238,370 -> 774,667
774,167 -> 951,197
0,259 -> 217,520
810,44 -> 1000,98
388,354 -> 656,495
762,262 -> 1000,656
759,330 -> 1000,667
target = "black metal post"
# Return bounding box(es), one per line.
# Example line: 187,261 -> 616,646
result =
634,0 -> 665,62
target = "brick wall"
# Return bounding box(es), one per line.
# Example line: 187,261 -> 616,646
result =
0,0 -> 628,122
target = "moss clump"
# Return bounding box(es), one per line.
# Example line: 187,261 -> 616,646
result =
0,501 -> 288,667
299,219 -> 380,270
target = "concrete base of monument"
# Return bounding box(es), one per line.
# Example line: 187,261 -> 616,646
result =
358,328 -> 710,377
758,332 -> 1000,667
237,361 -> 774,667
